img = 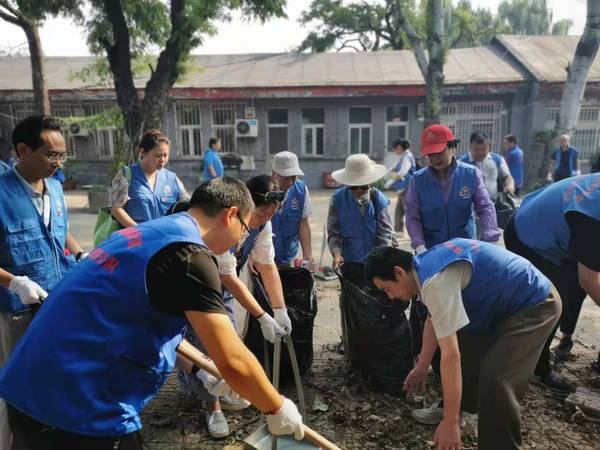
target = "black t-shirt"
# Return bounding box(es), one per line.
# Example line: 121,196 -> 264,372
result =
146,242 -> 227,317
567,212 -> 600,272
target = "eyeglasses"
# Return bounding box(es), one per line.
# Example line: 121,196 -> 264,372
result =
349,185 -> 369,191
237,212 -> 251,235
46,153 -> 67,163
259,190 -> 286,204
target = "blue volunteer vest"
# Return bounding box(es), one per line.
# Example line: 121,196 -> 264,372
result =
415,238 -> 550,334
272,181 -> 306,264
391,151 -> 416,191
413,161 -> 477,248
0,160 -> 9,173
515,174 -> 600,266
125,163 -> 180,223
0,169 -> 76,313
0,213 -> 205,436
333,187 -> 390,263
554,148 -> 578,177
223,224 -> 266,302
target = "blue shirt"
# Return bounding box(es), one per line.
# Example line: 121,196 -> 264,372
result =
505,146 -> 524,188
203,149 -> 224,180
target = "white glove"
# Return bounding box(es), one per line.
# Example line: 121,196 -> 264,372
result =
273,308 -> 292,336
257,313 -> 285,343
384,178 -> 395,189
546,172 -> 553,182
266,397 -> 304,440
77,252 -> 89,262
196,371 -> 250,407
575,170 -> 581,176
8,276 -> 48,305
415,245 -> 427,255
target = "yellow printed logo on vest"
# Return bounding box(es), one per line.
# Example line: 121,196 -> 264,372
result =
163,185 -> 172,195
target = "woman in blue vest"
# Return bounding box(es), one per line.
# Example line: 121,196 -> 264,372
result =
176,175 -> 292,438
549,134 -> 580,182
504,173 -> 600,391
109,129 -> 190,227
0,178 -> 304,448
327,154 -> 393,269
385,138 -> 416,236
405,124 -> 499,254
365,240 -> 560,450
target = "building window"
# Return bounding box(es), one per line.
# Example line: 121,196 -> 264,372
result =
546,106 -> 600,161
176,102 -> 202,157
440,102 -> 503,157
212,103 -> 236,153
89,104 -> 120,159
385,106 -> 409,151
349,107 -> 371,154
51,103 -> 77,159
268,108 -> 288,155
302,108 -> 324,156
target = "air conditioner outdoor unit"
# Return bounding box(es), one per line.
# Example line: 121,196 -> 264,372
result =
235,119 -> 258,138
68,123 -> 90,137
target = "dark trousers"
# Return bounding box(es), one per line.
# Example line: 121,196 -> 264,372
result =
504,213 -> 575,375
460,295 -> 560,450
7,405 -> 143,450
560,278 -> 587,335
394,190 -> 406,232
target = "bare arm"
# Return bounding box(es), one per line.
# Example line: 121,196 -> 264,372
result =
299,217 -> 312,260
208,165 -> 219,179
110,206 -> 137,228
220,274 -> 264,318
418,317 -> 438,369
65,232 -> 84,255
186,310 -> 283,413
256,262 -> 286,309
502,175 -> 515,194
578,263 -> 600,306
435,332 -> 462,449
0,267 -> 15,288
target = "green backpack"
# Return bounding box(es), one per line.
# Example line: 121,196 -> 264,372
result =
93,165 -> 131,247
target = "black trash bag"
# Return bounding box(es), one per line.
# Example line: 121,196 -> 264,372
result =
243,267 -> 317,382
494,192 -> 517,229
339,263 -> 413,396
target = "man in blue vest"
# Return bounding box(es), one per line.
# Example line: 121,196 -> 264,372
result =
203,137 -> 224,181
271,151 -> 313,267
0,178 -> 304,449
503,134 -> 524,196
176,175 -> 292,438
365,240 -> 560,450
385,138 -> 416,237
405,125 -> 499,255
327,154 -> 393,269
0,115 -> 87,448
504,174 -> 600,392
549,134 -> 580,182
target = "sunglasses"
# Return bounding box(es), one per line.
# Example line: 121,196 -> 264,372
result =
259,190 -> 286,204
349,185 -> 369,191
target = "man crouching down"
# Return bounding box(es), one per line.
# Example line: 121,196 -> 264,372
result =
365,239 -> 560,450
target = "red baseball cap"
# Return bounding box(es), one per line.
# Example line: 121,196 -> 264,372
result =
421,124 -> 456,157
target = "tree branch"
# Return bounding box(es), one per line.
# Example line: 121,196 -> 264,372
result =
394,0 -> 428,77
0,5 -> 23,27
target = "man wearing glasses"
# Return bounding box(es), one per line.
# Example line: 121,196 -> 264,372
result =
0,115 -> 87,447
327,154 -> 394,269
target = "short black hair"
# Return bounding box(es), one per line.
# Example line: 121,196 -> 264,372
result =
469,131 -> 490,145
504,134 -> 517,145
392,138 -> 411,150
189,177 -> 253,218
209,137 -> 220,149
12,115 -> 62,151
364,246 -> 414,282
139,129 -> 170,152
246,175 -> 278,207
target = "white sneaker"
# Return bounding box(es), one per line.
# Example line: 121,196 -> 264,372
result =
206,410 -> 229,438
412,399 -> 466,427
220,395 -> 251,411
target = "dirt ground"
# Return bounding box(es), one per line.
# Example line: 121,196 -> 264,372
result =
139,279 -> 600,450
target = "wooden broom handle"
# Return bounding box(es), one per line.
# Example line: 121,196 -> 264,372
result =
176,339 -> 342,450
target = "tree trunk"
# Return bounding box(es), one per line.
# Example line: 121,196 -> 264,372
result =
424,0 -> 445,126
553,0 -> 600,138
22,22 -> 50,115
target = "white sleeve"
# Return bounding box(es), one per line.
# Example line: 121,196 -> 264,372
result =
302,186 -> 312,218
214,250 -> 237,276
252,221 -> 275,265
398,157 -> 412,177
498,157 -> 511,179
420,261 -> 472,339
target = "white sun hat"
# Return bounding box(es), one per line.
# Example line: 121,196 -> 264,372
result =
331,154 -> 388,186
272,151 -> 304,177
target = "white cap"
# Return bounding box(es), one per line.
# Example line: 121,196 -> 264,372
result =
332,154 -> 387,186
272,151 -> 304,177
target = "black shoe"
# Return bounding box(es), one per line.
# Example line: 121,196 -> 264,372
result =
337,340 -> 345,355
554,338 -> 573,361
592,352 -> 600,373
534,370 -> 575,395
